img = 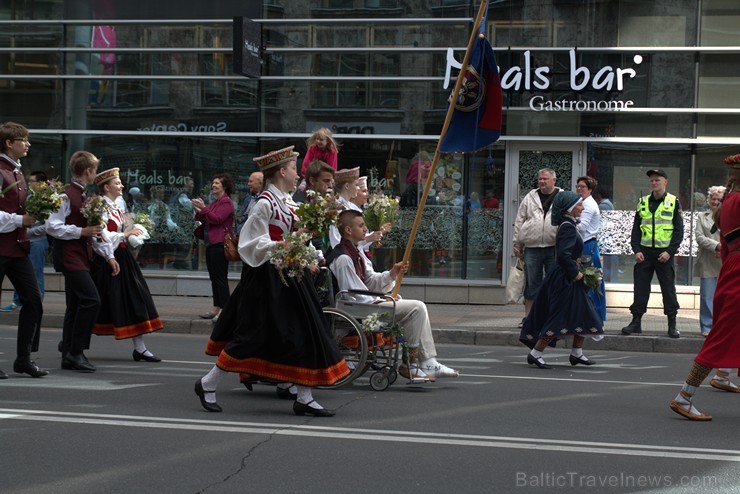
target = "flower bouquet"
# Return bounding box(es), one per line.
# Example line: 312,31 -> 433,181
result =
125,212 -> 153,248
133,212 -> 154,232
80,194 -> 111,242
364,192 -> 399,232
269,231 -> 318,286
580,266 -> 603,292
361,311 -> 390,333
24,179 -> 65,221
295,190 -> 344,237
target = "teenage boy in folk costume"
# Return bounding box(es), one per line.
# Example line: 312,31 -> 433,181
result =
0,121 -> 47,379
47,151 -> 120,372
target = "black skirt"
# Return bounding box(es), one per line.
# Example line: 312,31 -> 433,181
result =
92,245 -> 163,339
520,266 -> 604,349
206,262 -> 349,387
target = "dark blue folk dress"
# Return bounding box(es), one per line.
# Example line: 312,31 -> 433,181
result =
520,216 -> 604,348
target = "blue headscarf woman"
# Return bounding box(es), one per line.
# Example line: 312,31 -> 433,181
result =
520,191 -> 605,369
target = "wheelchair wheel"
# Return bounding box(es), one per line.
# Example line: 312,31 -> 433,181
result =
387,367 -> 398,385
370,370 -> 390,391
322,307 -> 368,388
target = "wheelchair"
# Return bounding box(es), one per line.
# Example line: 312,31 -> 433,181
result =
324,288 -> 429,391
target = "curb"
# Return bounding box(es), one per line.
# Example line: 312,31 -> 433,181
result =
3,315 -> 704,354
432,328 -> 703,354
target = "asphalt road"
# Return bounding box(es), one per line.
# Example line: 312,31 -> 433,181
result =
2,327 -> 740,494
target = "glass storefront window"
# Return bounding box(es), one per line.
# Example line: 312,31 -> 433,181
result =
697,54 -> 740,109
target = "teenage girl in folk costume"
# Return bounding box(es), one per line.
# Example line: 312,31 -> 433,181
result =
92,168 -> 163,362
196,146 -> 349,417
669,155 -> 740,421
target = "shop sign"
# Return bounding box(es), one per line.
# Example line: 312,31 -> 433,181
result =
445,49 -> 643,112
137,122 -> 228,132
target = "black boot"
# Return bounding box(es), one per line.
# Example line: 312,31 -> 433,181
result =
667,314 -> 680,339
621,315 -> 642,335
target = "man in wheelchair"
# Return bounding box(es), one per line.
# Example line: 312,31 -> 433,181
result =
328,209 -> 459,380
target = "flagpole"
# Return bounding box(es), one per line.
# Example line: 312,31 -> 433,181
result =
391,0 -> 489,297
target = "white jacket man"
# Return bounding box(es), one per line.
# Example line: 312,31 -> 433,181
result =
512,168 -> 561,317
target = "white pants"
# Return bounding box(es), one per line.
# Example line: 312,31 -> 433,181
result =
378,299 -> 437,360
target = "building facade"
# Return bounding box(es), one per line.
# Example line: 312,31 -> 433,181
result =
1,0 -> 739,297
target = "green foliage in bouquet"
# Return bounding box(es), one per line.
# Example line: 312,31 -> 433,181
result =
269,231 -> 318,286
364,192 -> 399,232
296,190 -> 343,237
25,178 -> 65,221
581,266 -> 603,292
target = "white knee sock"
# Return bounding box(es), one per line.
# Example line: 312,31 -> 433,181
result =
132,336 -> 147,353
530,349 -> 543,359
571,347 -> 585,359
201,366 -> 227,392
296,385 -> 323,409
277,382 -> 298,394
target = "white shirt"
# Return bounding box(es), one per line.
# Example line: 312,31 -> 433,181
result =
46,181 -> 110,259
577,195 -> 601,242
330,248 -> 393,304
237,184 -> 316,267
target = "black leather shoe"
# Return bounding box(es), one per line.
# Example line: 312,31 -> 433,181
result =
133,350 -> 162,362
0,369 -> 7,379
13,358 -> 49,377
668,328 -> 681,339
194,379 -> 222,413
293,400 -> 335,417
276,386 -> 297,400
569,355 -> 596,366
527,354 -> 552,369
61,353 -> 96,372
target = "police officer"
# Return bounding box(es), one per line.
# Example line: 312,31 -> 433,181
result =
621,169 -> 683,338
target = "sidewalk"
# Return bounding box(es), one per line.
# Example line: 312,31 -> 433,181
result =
0,290 -> 705,354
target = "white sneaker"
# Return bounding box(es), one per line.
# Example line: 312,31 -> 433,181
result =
420,360 -> 459,378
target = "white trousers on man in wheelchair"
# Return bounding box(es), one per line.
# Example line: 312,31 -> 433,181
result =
377,299 -> 437,359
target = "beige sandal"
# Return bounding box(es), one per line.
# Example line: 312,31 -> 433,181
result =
710,372 -> 740,393
669,391 -> 712,421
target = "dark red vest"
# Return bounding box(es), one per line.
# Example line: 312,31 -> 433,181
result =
0,156 -> 29,257
53,183 -> 92,273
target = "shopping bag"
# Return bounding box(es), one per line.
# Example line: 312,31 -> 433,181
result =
505,258 -> 525,304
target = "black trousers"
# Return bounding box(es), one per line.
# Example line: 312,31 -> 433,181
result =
62,271 -> 100,355
205,243 -> 230,308
630,248 -> 680,316
0,255 -> 43,357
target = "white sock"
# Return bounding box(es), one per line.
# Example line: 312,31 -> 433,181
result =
571,348 -> 585,359
277,383 -> 298,395
201,366 -> 227,392
530,349 -> 543,359
296,385 -> 323,409
132,336 -> 147,353
673,383 -> 703,414
714,369 -> 738,388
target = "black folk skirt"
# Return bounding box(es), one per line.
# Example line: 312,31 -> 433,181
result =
92,245 -> 163,339
206,262 -> 349,387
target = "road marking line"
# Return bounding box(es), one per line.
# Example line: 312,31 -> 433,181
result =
1,408 -> 738,462
459,374 -> 682,386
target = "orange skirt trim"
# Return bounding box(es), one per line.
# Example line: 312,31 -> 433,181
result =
205,338 -> 229,356
93,317 -> 164,340
215,353 -> 350,387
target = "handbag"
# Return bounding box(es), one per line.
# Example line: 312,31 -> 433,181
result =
505,258 -> 525,304
223,228 -> 240,262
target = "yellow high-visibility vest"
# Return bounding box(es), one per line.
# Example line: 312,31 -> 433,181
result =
638,192 -> 676,249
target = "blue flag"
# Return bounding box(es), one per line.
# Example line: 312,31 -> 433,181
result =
440,34 -> 503,153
